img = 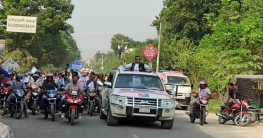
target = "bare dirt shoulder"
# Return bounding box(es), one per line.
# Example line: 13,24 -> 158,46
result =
176,110 -> 262,138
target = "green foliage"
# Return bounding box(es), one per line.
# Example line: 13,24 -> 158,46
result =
41,64 -> 62,73
91,37 -> 158,74
0,0 -> 81,70
1,49 -> 37,72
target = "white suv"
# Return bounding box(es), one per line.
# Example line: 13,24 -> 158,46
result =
99,70 -> 176,129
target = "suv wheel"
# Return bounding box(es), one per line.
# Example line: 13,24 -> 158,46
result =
161,118 -> 174,129
106,106 -> 118,126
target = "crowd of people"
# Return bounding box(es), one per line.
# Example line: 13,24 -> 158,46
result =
0,67 -> 107,118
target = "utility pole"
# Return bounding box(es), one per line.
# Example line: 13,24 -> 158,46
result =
117,40 -> 128,59
100,52 -> 104,70
156,22 -> 162,73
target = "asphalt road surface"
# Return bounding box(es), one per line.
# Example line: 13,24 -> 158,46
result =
0,110 -> 261,138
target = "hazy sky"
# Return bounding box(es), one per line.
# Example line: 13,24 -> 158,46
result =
67,0 -> 164,60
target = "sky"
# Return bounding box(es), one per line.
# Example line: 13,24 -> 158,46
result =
67,0 -> 164,60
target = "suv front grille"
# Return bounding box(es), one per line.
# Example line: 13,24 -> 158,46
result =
127,97 -> 161,106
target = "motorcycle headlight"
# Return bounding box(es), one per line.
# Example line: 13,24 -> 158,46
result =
161,99 -> 173,107
74,99 -> 82,103
67,99 -> 73,103
184,93 -> 190,97
48,94 -> 55,98
110,95 -> 127,105
200,100 -> 208,105
18,93 -> 24,97
33,92 -> 38,96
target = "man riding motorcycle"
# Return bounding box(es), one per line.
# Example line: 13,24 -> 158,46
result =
26,74 -> 42,110
61,75 -> 84,118
39,74 -> 61,113
189,81 -> 212,124
224,83 -> 240,116
2,73 -> 27,117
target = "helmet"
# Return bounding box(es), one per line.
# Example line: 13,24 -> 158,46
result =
35,70 -> 40,74
33,74 -> 39,78
46,74 -> 53,78
199,81 -> 208,88
16,73 -> 23,78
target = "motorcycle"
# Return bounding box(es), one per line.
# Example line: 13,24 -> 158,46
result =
216,99 -> 251,127
64,91 -> 83,125
0,87 -> 9,109
43,90 -> 58,121
29,88 -> 39,115
186,91 -> 217,126
87,86 -> 102,116
8,89 -> 25,119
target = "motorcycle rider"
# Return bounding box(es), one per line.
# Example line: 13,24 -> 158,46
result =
39,74 -> 61,113
26,74 -> 42,110
22,73 -> 34,85
2,73 -> 27,117
189,81 -> 213,124
224,83 -> 240,116
61,75 -> 84,118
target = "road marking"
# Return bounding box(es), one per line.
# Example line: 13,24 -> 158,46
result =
132,134 -> 139,138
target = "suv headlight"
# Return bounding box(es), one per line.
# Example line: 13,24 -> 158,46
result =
110,95 -> 127,105
161,99 -> 173,107
184,93 -> 190,97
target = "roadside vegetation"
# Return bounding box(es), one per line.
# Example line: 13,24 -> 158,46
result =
0,0 -> 81,71
90,0 -> 263,112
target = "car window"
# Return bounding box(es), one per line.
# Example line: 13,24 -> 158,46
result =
167,76 -> 190,86
115,74 -> 164,91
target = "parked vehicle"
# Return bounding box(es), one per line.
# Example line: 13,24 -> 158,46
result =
8,89 -> 25,119
216,99 -> 251,127
158,70 -> 193,110
64,91 -> 83,125
43,90 -> 58,121
100,70 -> 176,129
186,91 -> 217,126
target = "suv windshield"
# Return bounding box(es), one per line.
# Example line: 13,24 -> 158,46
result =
167,76 -> 190,86
115,74 -> 164,91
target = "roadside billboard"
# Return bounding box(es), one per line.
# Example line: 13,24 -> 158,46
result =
6,15 -> 37,33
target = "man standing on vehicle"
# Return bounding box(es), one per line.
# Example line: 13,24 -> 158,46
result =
224,83 -> 240,116
61,75 -> 84,118
189,81 -> 212,124
123,56 -> 152,71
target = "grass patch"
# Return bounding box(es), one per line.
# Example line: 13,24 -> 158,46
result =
207,98 -> 222,113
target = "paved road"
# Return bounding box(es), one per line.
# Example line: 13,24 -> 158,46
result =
0,110 -> 261,138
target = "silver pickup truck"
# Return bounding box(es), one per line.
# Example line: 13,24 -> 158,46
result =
100,70 -> 176,129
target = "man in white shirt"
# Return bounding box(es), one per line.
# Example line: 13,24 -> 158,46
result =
123,56 -> 152,72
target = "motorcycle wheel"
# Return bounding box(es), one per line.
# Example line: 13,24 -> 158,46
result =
248,111 -> 257,123
32,101 -> 37,115
218,116 -> 227,124
234,114 -> 251,127
190,116 -> 195,123
89,103 -> 93,116
199,110 -> 205,126
51,105 -> 55,121
70,108 -> 75,126
14,102 -> 24,119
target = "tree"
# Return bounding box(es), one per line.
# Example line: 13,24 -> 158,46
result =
1,49 -> 37,72
0,0 -> 81,69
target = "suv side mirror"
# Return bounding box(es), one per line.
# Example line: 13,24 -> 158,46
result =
191,84 -> 193,89
104,82 -> 112,88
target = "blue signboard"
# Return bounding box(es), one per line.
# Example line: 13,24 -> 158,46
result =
69,60 -> 83,72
